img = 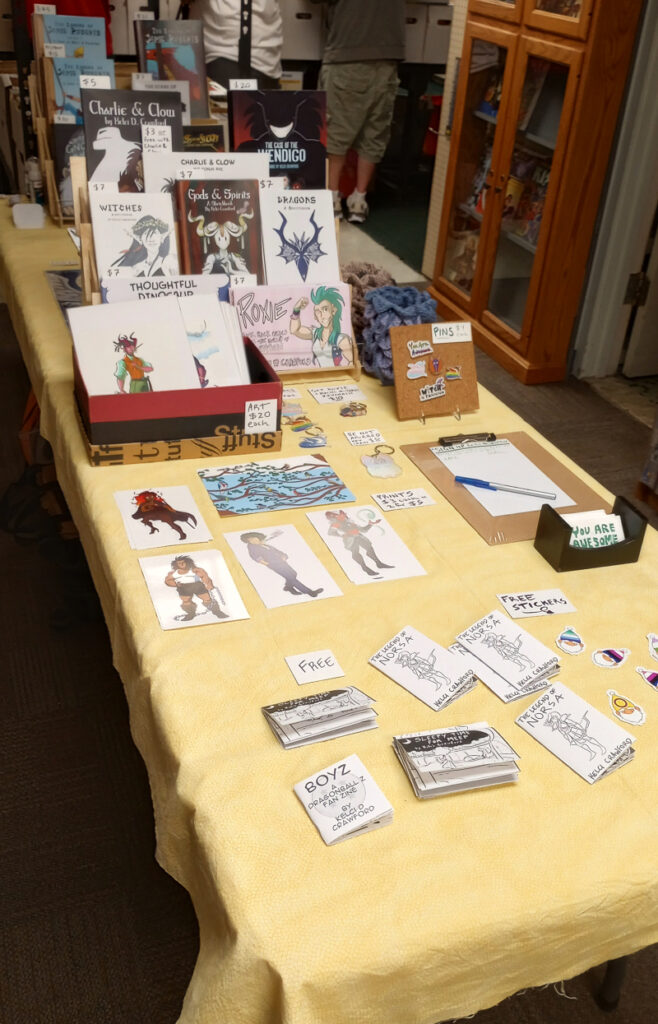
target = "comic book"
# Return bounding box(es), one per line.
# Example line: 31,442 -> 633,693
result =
176,178 -> 264,281
183,123 -> 226,153
90,192 -> 180,281
134,19 -> 208,119
262,687 -> 377,748
260,190 -> 339,285
52,123 -> 85,217
81,89 -> 183,191
229,89 -> 326,189
512,160 -> 550,247
393,723 -> 519,798
50,57 -> 115,122
40,14 -> 107,58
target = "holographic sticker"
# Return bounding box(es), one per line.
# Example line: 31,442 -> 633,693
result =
592,648 -> 630,668
556,626 -> 585,656
607,690 -> 646,726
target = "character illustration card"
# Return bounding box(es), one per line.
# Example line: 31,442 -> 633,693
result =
229,89 -> 326,189
231,283 -> 354,373
260,190 -> 339,285
306,505 -> 426,585
198,454 -> 355,517
176,178 -> 264,281
139,549 -> 248,630
114,485 -> 212,549
67,296 -> 199,396
90,192 -> 179,281
224,524 -> 342,608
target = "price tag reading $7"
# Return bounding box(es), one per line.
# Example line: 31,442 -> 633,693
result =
142,124 -> 172,154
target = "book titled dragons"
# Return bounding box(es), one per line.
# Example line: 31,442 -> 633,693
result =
81,89 -> 183,192
176,179 -> 264,282
134,19 -> 209,120
229,90 -> 326,189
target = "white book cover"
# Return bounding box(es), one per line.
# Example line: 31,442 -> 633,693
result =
294,754 -> 393,845
114,485 -> 212,549
177,295 -> 250,387
101,273 -> 230,304
306,506 -> 426,585
456,611 -> 559,693
90,191 -> 179,280
370,626 -> 475,711
448,641 -> 548,703
223,524 -> 343,608
67,297 -> 200,396
142,150 -> 270,194
260,189 -> 339,285
139,549 -> 249,630
515,682 -> 635,784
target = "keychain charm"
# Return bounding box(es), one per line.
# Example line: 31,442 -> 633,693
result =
299,425 -> 327,448
361,444 -> 402,479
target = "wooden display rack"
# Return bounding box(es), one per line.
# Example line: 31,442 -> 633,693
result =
69,154 -> 100,305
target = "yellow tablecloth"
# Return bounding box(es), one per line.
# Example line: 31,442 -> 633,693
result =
2,202 -> 658,1024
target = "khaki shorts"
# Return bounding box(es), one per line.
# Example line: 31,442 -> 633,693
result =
319,61 -> 399,164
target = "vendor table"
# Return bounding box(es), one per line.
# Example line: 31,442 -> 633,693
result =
2,202 -> 657,1024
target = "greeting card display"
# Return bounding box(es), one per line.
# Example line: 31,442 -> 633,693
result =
229,89 -> 326,189
231,283 -> 355,373
90,192 -> 179,280
177,178 -> 264,281
389,321 -> 479,421
260,190 -> 339,285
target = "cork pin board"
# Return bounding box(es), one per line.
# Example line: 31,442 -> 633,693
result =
390,321 -> 479,421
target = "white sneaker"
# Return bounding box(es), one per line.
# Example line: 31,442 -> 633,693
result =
332,190 -> 344,220
346,190 -> 369,224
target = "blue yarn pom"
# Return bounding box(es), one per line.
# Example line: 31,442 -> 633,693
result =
361,286 -> 438,385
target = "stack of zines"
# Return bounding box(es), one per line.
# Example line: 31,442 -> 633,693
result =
262,686 -> 377,749
393,723 -> 520,798
452,610 -> 560,703
294,753 -> 393,845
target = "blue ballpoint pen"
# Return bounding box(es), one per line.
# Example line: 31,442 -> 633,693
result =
454,475 -> 556,500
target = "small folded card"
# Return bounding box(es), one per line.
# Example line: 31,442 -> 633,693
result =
369,626 -> 476,711
262,686 -> 376,748
562,509 -> 625,549
455,610 -> 559,700
294,754 -> 393,845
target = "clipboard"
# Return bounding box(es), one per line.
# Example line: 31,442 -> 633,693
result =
401,431 -> 610,544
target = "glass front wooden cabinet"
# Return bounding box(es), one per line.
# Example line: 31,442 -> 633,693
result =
524,0 -> 594,40
469,0 -> 523,23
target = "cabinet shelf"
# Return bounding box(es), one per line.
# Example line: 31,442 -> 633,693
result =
499,224 -> 537,253
473,109 -> 498,125
459,202 -> 483,222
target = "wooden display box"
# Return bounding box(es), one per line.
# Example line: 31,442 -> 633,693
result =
533,496 -> 647,572
76,338 -> 282,447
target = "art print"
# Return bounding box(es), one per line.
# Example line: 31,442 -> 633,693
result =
306,505 -> 426,585
114,486 -> 212,549
224,524 -> 342,608
231,283 -> 354,372
139,549 -> 249,630
198,454 -> 354,517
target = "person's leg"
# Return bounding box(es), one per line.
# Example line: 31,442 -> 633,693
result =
328,153 -> 347,193
347,62 -> 400,223
320,63 -> 363,216
355,156 -> 377,194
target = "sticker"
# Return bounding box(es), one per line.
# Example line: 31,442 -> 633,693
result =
372,488 -> 436,512
498,589 -> 576,619
361,445 -> 402,479
445,366 -> 462,380
555,626 -> 585,655
339,402 -> 367,417
592,648 -> 630,668
636,666 -> 658,690
43,42 -> 66,57
607,690 -> 645,725
289,415 -> 314,432
407,339 -> 433,358
647,633 -> 658,662
229,78 -> 259,90
79,74 -> 111,90
285,649 -> 345,685
244,398 -> 277,435
407,359 -> 427,380
344,429 -> 385,446
419,377 -> 446,402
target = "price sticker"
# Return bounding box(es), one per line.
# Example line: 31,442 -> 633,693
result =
43,43 -> 66,58
134,9 -> 155,19
79,74 -> 111,90
142,123 -> 172,153
53,111 -> 76,124
131,72 -> 153,88
34,4 -> 57,14
229,272 -> 257,288
229,78 -> 258,91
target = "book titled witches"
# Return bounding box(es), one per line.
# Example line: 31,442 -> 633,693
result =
176,179 -> 264,282
134,19 -> 209,119
81,89 -> 183,191
229,90 -> 326,189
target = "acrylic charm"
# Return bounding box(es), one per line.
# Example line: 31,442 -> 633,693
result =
299,425 -> 327,449
636,666 -> 658,691
591,648 -> 630,669
607,690 -> 645,726
647,632 -> 658,662
339,401 -> 367,417
556,626 -> 585,656
361,445 -> 402,479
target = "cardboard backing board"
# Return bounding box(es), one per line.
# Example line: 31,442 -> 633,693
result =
390,321 -> 479,421
401,431 -> 609,544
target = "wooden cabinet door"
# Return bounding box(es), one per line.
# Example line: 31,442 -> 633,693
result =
469,0 -> 523,23
477,33 -> 582,353
523,0 -> 594,41
433,19 -> 518,315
